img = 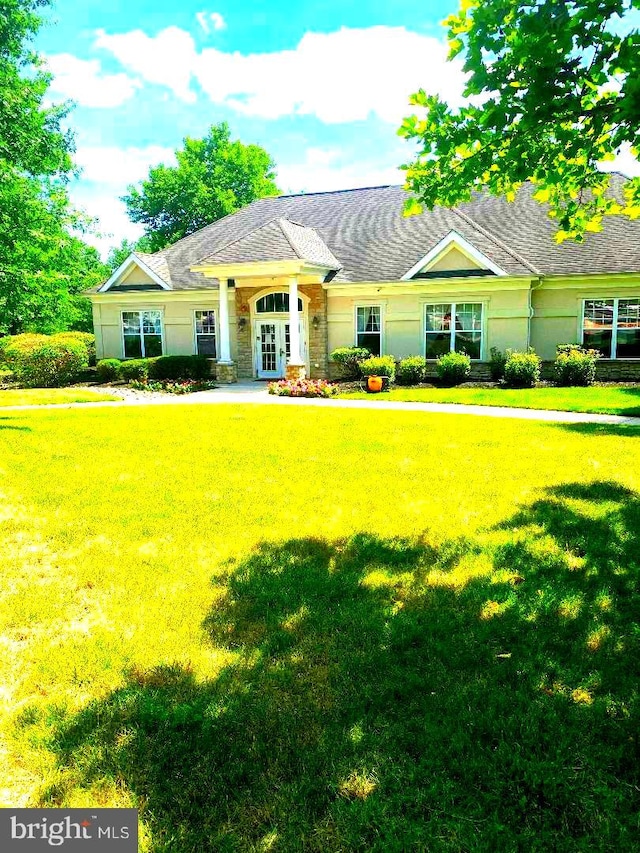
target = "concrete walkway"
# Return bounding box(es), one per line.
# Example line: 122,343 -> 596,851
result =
2,381 -> 640,425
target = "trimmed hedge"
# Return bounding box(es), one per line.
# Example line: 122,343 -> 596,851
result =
396,356 -> 427,385
504,350 -> 541,388
96,358 -> 122,382
359,355 -> 396,381
554,345 -> 598,386
436,351 -> 471,386
2,334 -> 88,387
329,346 -> 371,379
54,332 -> 96,365
149,355 -> 212,380
119,359 -> 153,382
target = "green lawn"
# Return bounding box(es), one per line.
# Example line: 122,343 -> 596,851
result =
1,404 -> 639,851
0,387 -> 121,407
340,384 -> 640,416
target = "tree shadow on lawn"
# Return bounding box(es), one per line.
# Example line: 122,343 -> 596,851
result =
37,482 -> 640,852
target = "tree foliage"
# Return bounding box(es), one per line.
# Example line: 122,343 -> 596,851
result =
106,236 -> 154,271
123,123 -> 280,251
400,0 -> 640,240
0,0 -> 108,334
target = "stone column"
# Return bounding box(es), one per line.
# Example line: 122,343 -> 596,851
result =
216,277 -> 237,383
286,276 -> 306,380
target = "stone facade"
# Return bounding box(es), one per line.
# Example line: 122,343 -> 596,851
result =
299,284 -> 328,379
540,359 -> 640,382
234,288 -> 254,379
285,363 -> 306,380
215,362 -> 238,383
233,283 -> 329,379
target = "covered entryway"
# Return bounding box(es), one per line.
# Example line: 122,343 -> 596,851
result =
255,320 -> 309,379
254,291 -> 308,379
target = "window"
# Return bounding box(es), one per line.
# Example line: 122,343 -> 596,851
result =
425,302 -> 483,359
194,310 -> 216,356
255,292 -> 303,313
356,306 -> 382,355
582,298 -> 640,359
122,310 -> 163,358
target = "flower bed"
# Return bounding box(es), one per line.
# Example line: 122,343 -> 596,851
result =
129,379 -> 217,395
268,378 -> 338,398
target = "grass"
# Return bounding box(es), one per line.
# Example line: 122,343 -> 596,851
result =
340,384 -> 640,416
1,403 -> 639,851
0,387 -> 121,407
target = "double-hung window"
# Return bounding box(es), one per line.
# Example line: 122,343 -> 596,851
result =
425,302 -> 483,359
356,306 -> 382,355
194,310 -> 217,356
122,310 -> 163,358
582,298 -> 640,359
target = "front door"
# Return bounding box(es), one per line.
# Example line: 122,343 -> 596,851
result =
257,321 -> 284,378
256,320 -> 305,379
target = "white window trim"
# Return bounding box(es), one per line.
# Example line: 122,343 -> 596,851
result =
193,309 -> 217,357
422,301 -> 486,361
100,254 -> 170,292
402,231 -> 508,280
121,309 -> 165,359
354,303 -> 385,355
580,297 -> 640,360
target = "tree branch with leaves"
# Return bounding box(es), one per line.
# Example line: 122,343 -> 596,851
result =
399,0 -> 640,240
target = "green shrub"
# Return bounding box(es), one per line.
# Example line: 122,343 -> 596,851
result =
119,359 -> 153,382
149,355 -> 212,380
489,347 -> 508,381
96,358 -> 122,383
396,356 -> 427,386
2,336 -> 88,387
54,332 -> 96,365
359,355 -> 396,382
504,349 -> 541,388
329,346 -> 371,379
554,345 -> 599,386
435,351 -> 471,386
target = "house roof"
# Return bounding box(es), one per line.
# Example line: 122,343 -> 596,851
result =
92,174 -> 640,292
197,217 -> 341,270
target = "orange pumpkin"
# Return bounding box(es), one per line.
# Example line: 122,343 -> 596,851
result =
367,375 -> 383,392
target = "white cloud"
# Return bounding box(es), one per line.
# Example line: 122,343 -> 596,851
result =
72,193 -> 144,257
93,24 -> 465,124
277,148 -> 404,194
196,11 -> 226,34
599,143 -> 640,178
75,145 -> 176,186
71,145 -> 176,256
94,26 -> 198,103
45,54 -> 141,108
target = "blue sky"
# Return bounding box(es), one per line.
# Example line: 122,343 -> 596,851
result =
36,1 -> 640,255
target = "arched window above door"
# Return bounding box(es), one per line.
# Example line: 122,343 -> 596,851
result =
255,292 -> 303,313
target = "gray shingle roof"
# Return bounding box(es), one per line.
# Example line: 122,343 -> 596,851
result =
197,217 -> 341,270
93,174 -> 640,292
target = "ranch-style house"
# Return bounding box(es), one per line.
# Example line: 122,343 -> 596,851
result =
88,175 -> 640,382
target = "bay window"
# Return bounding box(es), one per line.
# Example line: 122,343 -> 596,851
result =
122,310 -> 163,358
425,302 -> 483,359
356,305 -> 382,355
582,299 -> 640,358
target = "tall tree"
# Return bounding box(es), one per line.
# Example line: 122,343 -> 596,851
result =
123,123 -> 280,252
400,0 -> 640,241
0,0 -> 107,334
106,236 -> 154,271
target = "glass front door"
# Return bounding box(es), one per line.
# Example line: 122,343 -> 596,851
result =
256,320 -> 305,378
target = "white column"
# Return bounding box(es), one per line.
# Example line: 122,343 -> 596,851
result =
288,276 -> 303,365
218,277 -> 232,363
